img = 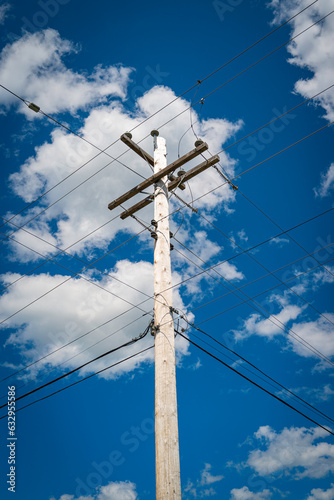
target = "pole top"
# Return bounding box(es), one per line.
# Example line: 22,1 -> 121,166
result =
150,130 -> 159,137
194,139 -> 204,147
124,131 -> 132,139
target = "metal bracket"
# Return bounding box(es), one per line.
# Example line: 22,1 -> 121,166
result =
151,324 -> 160,336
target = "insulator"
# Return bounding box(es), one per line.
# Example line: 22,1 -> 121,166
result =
28,102 -> 40,113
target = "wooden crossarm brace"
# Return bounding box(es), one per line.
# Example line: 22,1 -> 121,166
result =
119,154 -> 220,220
108,141 -> 208,212
167,155 -> 220,191
120,195 -> 154,220
120,134 -> 154,166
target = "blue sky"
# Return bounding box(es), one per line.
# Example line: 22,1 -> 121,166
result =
0,0 -> 334,499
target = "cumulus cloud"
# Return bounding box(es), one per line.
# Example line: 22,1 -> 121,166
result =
0,29 -> 245,378
50,480 -> 138,500
1,32 -> 242,263
314,164 -> 334,198
233,296 -> 304,341
229,486 -> 272,499
269,0 -> 334,121
0,260 -> 189,379
247,425 -> 334,479
288,315 -> 334,364
0,29 -> 132,116
307,483 -> 334,500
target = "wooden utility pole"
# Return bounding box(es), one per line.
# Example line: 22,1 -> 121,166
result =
152,132 -> 181,498
108,131 -> 220,499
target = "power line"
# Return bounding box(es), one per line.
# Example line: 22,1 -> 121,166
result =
239,191 -> 334,280
0,345 -> 154,419
0,321 -> 152,410
0,225 -> 149,326
169,206 -> 334,293
172,235 -> 334,367
1,6 -> 328,242
2,81 -> 330,294
188,256 -> 334,322
0,216 -> 153,301
149,11 -> 334,140
181,321 -> 334,425
0,229 -> 154,317
1,114 -> 332,273
194,210 -> 334,328
176,330 -> 334,437
0,0 -> 317,230
3,236 -> 332,387
0,312 -> 150,386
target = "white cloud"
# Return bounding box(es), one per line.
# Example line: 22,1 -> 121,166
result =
229,486 -> 272,499
268,237 -> 289,247
314,164 -> 334,198
288,315 -> 334,363
200,463 -> 224,486
1,32 -> 242,263
233,299 -> 303,341
97,481 -> 137,500
51,480 -> 137,500
307,483 -> 334,500
184,463 -> 224,498
0,29 -> 244,380
0,29 -> 132,117
0,3 -> 10,24
292,384 -> 334,402
269,0 -> 334,121
247,425 -> 334,479
237,229 -> 248,243
0,260 -> 189,379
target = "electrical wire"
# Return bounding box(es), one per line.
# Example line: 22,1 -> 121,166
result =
0,312 -> 151,388
172,235 -> 334,367
0,215 -> 152,300
239,191 -> 334,280
0,225 -> 149,325
176,330 -> 334,436
194,210 -> 334,328
1,83 -> 332,296
187,255 -> 334,320
0,345 -> 154,419
0,5 -> 328,239
181,321 -> 334,424
0,230 -> 154,318
0,0 -> 317,230
0,321 -> 152,410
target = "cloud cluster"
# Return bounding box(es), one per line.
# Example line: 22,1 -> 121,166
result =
230,486 -> 272,499
307,483 -> 334,500
0,29 -> 132,116
184,462 -> 224,498
0,260 -> 189,379
247,425 -> 334,479
0,28 -> 248,381
0,29 -> 243,265
51,480 -> 138,500
269,0 -> 334,121
314,164 -> 334,198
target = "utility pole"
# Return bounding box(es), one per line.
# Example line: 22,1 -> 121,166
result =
108,131 -> 220,499
152,132 -> 181,498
